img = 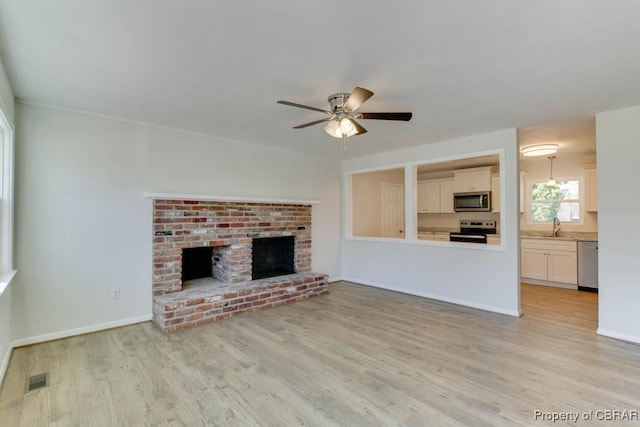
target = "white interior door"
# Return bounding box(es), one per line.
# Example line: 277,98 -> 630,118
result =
381,183 -> 404,238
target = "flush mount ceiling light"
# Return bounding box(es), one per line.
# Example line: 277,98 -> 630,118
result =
547,155 -> 557,186
520,144 -> 559,157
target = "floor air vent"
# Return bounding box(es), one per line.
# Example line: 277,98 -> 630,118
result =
26,373 -> 48,392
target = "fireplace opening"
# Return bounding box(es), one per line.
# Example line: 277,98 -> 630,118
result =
182,246 -> 214,282
252,236 -> 295,280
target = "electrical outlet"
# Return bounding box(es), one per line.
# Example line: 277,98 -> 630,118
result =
111,288 -> 120,300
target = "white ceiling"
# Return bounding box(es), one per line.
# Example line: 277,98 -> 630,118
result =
0,1 -> 638,159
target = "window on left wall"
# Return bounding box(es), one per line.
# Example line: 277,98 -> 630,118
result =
350,167 -> 405,239
0,109 -> 15,294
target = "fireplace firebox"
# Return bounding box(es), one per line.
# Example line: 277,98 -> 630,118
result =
181,246 -> 214,281
252,236 -> 295,280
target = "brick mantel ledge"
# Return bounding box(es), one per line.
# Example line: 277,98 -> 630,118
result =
143,192 -> 320,205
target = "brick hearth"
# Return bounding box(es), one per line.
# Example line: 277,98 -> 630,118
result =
153,272 -> 328,332
150,199 -> 328,332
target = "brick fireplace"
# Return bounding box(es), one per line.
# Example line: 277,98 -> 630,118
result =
151,199 -> 329,332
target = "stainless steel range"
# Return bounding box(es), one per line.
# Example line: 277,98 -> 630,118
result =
449,220 -> 497,244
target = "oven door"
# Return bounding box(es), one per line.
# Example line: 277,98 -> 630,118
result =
449,233 -> 488,244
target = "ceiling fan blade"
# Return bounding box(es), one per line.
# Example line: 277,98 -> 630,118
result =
351,119 -> 368,135
359,112 -> 413,121
293,117 -> 332,129
343,87 -> 374,112
277,100 -> 331,114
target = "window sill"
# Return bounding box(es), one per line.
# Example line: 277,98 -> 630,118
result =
0,269 -> 17,297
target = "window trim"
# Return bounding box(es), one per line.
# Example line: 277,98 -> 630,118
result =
0,105 -> 15,296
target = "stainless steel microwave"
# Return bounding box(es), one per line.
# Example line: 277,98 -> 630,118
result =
453,191 -> 491,212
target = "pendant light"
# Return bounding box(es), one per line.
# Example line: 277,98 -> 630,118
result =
547,155 -> 557,186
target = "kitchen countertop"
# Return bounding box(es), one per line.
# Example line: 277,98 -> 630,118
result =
520,230 -> 598,242
417,227 -> 458,233
416,228 -> 595,241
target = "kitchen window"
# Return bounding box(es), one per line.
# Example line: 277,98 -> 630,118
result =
529,179 -> 580,223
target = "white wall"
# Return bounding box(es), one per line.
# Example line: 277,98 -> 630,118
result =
342,129 -> 521,316
595,105 -> 640,343
520,153 -> 598,232
0,59 -> 13,124
12,103 -> 341,343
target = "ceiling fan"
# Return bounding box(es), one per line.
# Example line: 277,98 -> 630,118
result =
277,87 -> 412,149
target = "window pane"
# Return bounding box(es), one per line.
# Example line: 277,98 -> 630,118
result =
530,180 -> 580,223
531,201 -> 580,222
532,182 -> 560,202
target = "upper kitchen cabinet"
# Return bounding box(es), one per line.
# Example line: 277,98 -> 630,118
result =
440,178 -> 455,213
417,178 -> 454,213
453,166 -> 494,193
417,180 -> 440,213
583,165 -> 597,212
491,173 -> 500,213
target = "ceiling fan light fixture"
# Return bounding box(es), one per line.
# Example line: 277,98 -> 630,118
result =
340,118 -> 355,135
521,144 -> 559,157
324,120 -> 341,138
324,118 -> 357,138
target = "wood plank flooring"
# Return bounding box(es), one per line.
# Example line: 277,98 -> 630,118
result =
1,282 -> 638,426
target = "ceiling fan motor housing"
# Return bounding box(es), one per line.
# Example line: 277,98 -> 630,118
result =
328,93 -> 351,112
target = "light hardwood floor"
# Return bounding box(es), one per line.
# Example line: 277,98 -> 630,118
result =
1,282 -> 638,426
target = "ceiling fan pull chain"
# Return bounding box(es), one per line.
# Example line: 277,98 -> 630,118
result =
342,134 -> 347,150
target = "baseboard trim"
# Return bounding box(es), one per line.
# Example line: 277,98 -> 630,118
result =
596,328 -> 640,345
521,279 -> 577,290
342,277 -> 521,317
11,314 -> 153,348
328,276 -> 343,283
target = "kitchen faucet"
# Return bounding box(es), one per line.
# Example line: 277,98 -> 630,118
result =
552,217 -> 561,237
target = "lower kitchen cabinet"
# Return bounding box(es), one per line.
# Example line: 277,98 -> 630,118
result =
487,236 -> 501,245
418,232 -> 450,242
521,248 -> 548,280
521,238 -> 577,285
434,232 -> 450,242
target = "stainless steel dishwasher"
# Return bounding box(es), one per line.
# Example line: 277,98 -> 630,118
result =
578,240 -> 598,292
